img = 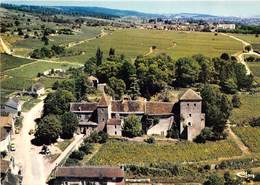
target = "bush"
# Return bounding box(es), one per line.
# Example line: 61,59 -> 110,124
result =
204,174 -> 224,185
69,150 -> 85,160
144,137 -> 155,144
65,158 -> 79,166
79,142 -> 93,154
122,115 -> 143,138
232,95 -> 241,108
0,151 -> 7,158
85,131 -> 108,144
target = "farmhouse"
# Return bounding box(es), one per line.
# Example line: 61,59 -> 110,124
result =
30,82 -> 45,96
3,97 -> 22,115
0,116 -> 13,152
50,166 -> 125,185
70,89 -> 205,141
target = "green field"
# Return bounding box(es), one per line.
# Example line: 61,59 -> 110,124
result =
0,54 -> 35,72
230,94 -> 260,124
248,62 -> 260,83
230,34 -> 260,44
232,127 -> 260,153
58,29 -> 243,64
88,140 -> 241,165
1,61 -> 78,91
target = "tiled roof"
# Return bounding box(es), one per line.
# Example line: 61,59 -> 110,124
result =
0,127 -> 10,141
107,118 -> 121,125
0,159 -> 9,174
180,89 -> 202,101
111,100 -> 145,113
0,116 -> 12,127
55,166 -> 124,178
70,102 -> 97,112
146,102 -> 174,115
97,94 -> 110,107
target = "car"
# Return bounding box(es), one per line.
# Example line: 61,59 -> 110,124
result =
40,145 -> 51,155
10,143 -> 15,151
28,129 -> 34,135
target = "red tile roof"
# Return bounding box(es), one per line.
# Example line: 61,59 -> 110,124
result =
0,159 -> 9,174
55,166 -> 124,178
70,102 -> 97,112
146,102 -> 174,115
111,100 -> 145,113
0,128 -> 10,141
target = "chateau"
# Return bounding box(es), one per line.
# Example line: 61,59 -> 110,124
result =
70,89 -> 205,141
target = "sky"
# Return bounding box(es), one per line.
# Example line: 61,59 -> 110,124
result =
2,0 -> 260,17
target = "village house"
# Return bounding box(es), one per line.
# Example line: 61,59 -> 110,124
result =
3,97 -> 22,115
70,89 -> 205,141
30,82 -> 45,96
0,116 -> 14,152
216,23 -> 236,30
0,159 -> 22,185
49,166 -> 125,185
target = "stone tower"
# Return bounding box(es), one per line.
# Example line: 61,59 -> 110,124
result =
97,93 -> 111,125
179,89 -> 205,141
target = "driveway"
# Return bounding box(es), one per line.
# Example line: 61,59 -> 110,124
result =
12,100 -> 46,185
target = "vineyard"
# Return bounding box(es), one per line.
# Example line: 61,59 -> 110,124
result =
88,140 -> 242,165
232,127 -> 260,153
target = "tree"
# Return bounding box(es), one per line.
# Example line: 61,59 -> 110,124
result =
175,57 -> 200,87
35,115 -> 62,144
221,78 -> 238,94
122,115 -> 142,137
195,127 -> 215,143
61,112 -> 79,139
75,75 -> 87,100
245,45 -> 252,52
119,61 -> 136,87
41,35 -> 49,45
200,85 -> 232,135
204,174 -> 224,185
107,77 -> 126,100
96,61 -> 121,83
220,53 -> 230,61
127,76 -> 140,100
79,142 -> 93,154
84,57 -> 97,75
43,90 -> 76,116
96,47 -> 103,66
108,48 -> 115,58
232,95 -> 241,108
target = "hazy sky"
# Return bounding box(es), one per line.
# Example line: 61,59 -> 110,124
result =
2,0 -> 260,17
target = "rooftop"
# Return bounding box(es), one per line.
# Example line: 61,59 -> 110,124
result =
55,166 -> 124,178
180,89 -> 202,101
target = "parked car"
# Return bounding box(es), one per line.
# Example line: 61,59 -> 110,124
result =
40,145 -> 50,155
10,143 -> 15,151
28,129 -> 34,135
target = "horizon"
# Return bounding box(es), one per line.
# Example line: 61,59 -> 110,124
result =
2,0 -> 260,18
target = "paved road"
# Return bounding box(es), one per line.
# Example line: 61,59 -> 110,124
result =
12,100 -> 46,185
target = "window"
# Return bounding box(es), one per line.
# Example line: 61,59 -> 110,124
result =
194,103 -> 196,107
188,122 -> 192,126
189,114 -> 191,117
115,131 -> 117,135
115,125 -> 117,129
187,103 -> 190,106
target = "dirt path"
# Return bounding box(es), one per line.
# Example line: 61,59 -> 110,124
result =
220,33 -> 258,75
227,125 -> 251,155
144,47 -> 154,56
12,99 -> 46,185
0,37 -> 12,54
64,29 -> 108,49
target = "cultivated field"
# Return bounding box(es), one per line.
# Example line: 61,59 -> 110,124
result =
248,62 -> 260,83
230,33 -> 260,44
59,29 -> 243,63
232,127 -> 260,153
0,54 -> 35,72
88,140 -> 242,165
230,94 -> 260,124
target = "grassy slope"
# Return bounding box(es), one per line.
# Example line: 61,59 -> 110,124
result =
232,127 -> 260,153
0,53 -> 35,72
230,94 -> 260,124
59,29 -> 243,63
230,33 -> 260,44
248,62 -> 260,83
88,140 -> 241,165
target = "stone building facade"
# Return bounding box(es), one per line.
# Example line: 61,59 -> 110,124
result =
70,89 -> 205,141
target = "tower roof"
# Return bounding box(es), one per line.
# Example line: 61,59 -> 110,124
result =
180,89 -> 202,101
97,93 -> 110,107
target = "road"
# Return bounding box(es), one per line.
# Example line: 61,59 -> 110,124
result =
12,100 -> 46,185
221,33 -> 260,75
